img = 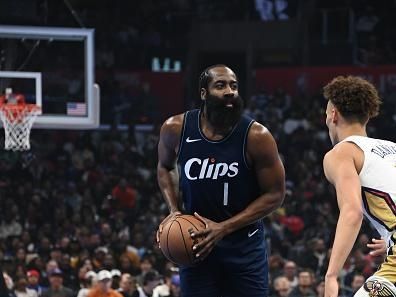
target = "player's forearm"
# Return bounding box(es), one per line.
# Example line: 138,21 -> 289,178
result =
326,209 -> 363,277
157,164 -> 180,213
222,190 -> 284,235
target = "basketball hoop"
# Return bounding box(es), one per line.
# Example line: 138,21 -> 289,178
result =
0,92 -> 40,151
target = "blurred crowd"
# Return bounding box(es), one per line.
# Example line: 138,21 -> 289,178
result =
0,83 -> 394,297
31,0 -> 396,69
0,125 -> 176,296
352,1 -> 396,65
41,0 -> 264,70
3,0 -> 396,78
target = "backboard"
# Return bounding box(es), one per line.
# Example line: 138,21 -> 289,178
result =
0,25 -> 99,129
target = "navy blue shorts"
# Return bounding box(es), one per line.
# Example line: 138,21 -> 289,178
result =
180,228 -> 269,297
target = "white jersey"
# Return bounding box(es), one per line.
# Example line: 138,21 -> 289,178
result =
340,136 -> 396,248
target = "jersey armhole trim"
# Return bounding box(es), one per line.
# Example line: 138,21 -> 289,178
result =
243,120 -> 255,169
343,140 -> 366,176
176,111 -> 188,160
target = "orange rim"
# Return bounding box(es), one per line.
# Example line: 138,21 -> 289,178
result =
0,103 -> 41,122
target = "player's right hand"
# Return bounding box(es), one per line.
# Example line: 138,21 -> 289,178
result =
156,211 -> 182,248
324,275 -> 339,297
367,237 -> 387,257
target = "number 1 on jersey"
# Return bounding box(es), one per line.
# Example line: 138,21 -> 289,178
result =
223,182 -> 229,205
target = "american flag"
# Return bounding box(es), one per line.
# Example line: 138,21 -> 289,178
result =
67,102 -> 86,116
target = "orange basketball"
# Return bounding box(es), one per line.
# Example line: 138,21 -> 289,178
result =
159,214 -> 206,266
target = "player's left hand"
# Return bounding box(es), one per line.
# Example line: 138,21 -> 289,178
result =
324,275 -> 339,297
156,211 -> 182,248
190,212 -> 226,261
367,237 -> 387,257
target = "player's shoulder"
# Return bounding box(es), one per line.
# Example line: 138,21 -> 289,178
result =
160,113 -> 185,135
323,146 -> 346,166
247,121 -> 274,144
163,113 -> 185,128
246,121 -> 279,163
159,113 -> 186,149
324,141 -> 361,163
248,121 -> 269,136
323,149 -> 336,172
323,142 -> 362,178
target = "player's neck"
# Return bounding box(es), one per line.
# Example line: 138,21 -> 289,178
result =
337,124 -> 367,142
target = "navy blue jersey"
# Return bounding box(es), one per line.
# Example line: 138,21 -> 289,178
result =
177,109 -> 261,238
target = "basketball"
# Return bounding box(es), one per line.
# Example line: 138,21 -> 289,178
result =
159,215 -> 206,266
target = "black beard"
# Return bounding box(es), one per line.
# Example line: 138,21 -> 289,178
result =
205,93 -> 243,129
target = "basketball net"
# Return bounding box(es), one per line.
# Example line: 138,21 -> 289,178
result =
0,89 -> 40,151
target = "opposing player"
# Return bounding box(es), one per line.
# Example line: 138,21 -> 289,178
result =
157,65 -> 285,297
322,76 -> 396,297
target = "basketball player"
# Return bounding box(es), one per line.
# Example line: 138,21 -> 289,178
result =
322,76 -> 396,297
157,65 -> 285,297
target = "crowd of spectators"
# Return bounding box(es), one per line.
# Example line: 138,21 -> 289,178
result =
4,0 -> 396,76
4,0 -> 300,72
352,1 -> 396,65
0,81 -> 395,297
0,121 -> 178,296
42,0 -> 396,67
39,0 -> 264,70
